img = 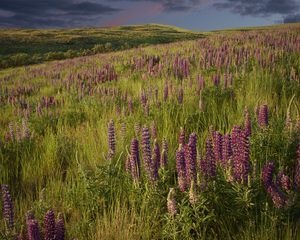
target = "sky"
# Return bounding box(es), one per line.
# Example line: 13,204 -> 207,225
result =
0,0 -> 299,30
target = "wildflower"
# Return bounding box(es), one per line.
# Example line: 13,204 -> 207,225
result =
27,219 -> 41,240
176,144 -> 187,192
185,133 -> 197,185
167,188 -> 177,216
44,210 -> 55,240
258,104 -> 269,127
130,138 -> 140,181
108,119 -> 116,159
1,184 -> 14,228
55,213 -> 65,240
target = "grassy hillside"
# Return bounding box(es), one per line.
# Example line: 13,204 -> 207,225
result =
0,24 -> 205,69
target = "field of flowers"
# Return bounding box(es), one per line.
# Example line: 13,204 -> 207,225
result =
0,23 -> 300,239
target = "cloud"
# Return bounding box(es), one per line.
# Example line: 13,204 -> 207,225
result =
283,13 -> 300,23
110,0 -> 213,12
213,0 -> 300,17
0,0 -> 120,28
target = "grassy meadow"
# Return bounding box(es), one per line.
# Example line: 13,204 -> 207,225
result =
0,23 -> 300,239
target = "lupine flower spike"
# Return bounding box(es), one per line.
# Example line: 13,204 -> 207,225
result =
167,188 -> 177,216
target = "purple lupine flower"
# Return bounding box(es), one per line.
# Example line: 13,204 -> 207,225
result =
276,170 -> 291,192
212,131 -> 223,165
27,219 -> 41,240
241,130 -> 250,183
160,138 -> 168,168
222,134 -> 232,167
231,125 -> 250,183
178,87 -> 183,104
151,122 -> 157,139
267,185 -> 286,209
203,137 -> 216,178
258,104 -> 269,128
141,127 -> 152,180
176,144 -> 187,192
151,139 -> 160,181
178,127 -> 185,145
108,119 -> 116,159
1,184 -> 14,228
130,138 -> 140,181
185,133 -> 198,185
55,213 -> 65,240
44,209 -> 55,240
167,188 -> 177,216
262,161 -> 275,189
231,126 -> 242,181
244,107 -> 251,137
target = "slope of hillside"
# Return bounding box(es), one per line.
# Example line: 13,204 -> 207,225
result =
0,24 -> 205,69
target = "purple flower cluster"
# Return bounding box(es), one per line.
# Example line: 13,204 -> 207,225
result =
258,104 -> 269,128
231,125 -> 250,183
45,209 -> 56,240
108,119 -> 116,159
27,219 -> 41,240
202,137 -> 216,178
151,139 -> 160,181
1,184 -> 14,229
129,138 -> 140,181
262,162 -> 287,208
222,134 -> 232,167
141,127 -> 153,181
176,144 -> 187,192
55,213 -> 65,240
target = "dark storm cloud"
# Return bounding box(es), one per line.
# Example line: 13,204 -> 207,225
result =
0,0 -> 119,28
214,0 -> 300,17
283,13 -> 300,23
110,0 -> 211,12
